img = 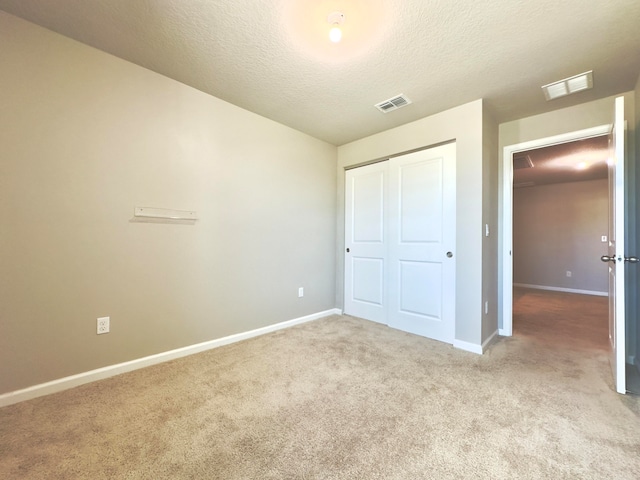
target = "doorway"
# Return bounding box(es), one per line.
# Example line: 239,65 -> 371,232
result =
501,125 -> 610,337
509,135 -> 610,351
501,116 -> 639,394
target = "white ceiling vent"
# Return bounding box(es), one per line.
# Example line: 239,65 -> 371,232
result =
542,71 -> 593,101
513,154 -> 534,170
375,94 -> 412,113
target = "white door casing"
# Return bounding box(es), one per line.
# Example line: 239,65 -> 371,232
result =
344,143 -> 456,344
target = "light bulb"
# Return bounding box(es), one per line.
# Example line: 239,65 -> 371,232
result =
327,12 -> 344,43
329,24 -> 342,43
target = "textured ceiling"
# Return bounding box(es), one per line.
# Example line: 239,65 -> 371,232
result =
1,0 -> 639,145
513,136 -> 609,187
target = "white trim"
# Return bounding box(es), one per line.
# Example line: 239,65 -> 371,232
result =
498,329 -> 509,336
501,124 -> 611,338
453,339 -> 483,355
482,330 -> 499,352
0,308 -> 341,408
455,332 -> 499,354
513,283 -> 608,297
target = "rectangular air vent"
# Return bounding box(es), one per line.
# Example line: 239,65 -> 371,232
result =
513,154 -> 534,170
542,71 -> 593,101
375,94 -> 412,113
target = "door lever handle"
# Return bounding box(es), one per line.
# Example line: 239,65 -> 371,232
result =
600,255 -> 616,263
625,256 -> 639,263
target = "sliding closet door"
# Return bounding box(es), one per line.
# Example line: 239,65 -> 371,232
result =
387,143 -> 456,343
344,142 -> 456,343
344,161 -> 388,324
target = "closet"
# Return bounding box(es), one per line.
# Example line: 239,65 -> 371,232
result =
344,142 -> 456,343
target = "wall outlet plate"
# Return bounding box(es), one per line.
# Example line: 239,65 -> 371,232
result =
97,317 -> 110,334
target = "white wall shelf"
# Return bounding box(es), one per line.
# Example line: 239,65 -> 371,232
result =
134,207 -> 198,221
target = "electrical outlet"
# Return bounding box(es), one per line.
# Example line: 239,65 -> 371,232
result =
566,271 -> 572,278
298,287 -> 304,298
97,317 -> 110,334
601,235 -> 607,243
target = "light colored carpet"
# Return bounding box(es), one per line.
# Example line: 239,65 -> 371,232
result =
1,292 -> 639,479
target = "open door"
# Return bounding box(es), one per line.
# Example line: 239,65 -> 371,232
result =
602,96 -> 626,394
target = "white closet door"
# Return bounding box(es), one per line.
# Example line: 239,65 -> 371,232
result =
344,161 -> 388,324
387,143 -> 456,343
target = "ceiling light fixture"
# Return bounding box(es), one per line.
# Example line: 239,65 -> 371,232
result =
328,12 -> 345,43
541,70 -> 593,101
576,161 -> 589,170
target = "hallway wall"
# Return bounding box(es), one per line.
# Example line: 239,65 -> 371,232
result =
513,179 -> 608,294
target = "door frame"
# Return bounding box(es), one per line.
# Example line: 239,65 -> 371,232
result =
500,124 -> 610,336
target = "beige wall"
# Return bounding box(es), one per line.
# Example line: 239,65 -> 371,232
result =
513,180 -> 608,293
0,13 -> 337,394
499,93 -> 635,147
336,100 -> 489,347
482,106 -> 499,343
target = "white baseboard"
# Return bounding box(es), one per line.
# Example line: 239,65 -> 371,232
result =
0,308 -> 341,408
498,328 -> 510,337
514,283 -> 607,297
482,330 -> 499,351
453,339 -> 482,355
453,330 -> 499,355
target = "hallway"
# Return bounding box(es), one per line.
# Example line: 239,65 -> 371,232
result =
513,286 -> 640,394
513,287 -> 608,351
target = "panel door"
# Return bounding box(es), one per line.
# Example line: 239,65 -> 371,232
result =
606,96 -> 626,394
387,143 -> 456,343
344,162 -> 388,324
